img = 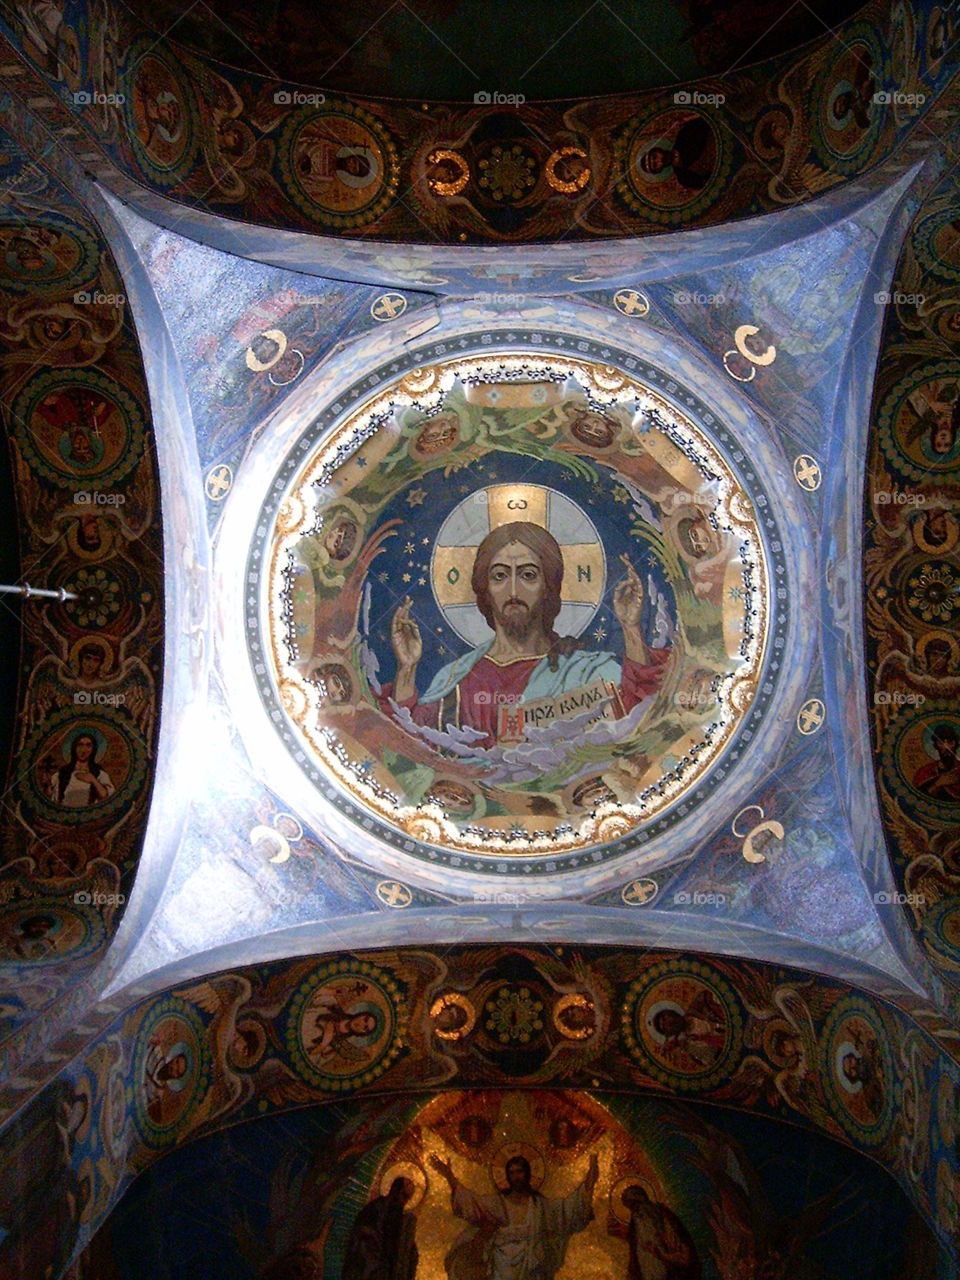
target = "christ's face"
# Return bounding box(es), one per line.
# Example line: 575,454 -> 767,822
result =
487,541 -> 545,639
506,1160 -> 530,1191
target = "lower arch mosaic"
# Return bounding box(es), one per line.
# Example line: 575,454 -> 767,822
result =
252,341 -> 787,873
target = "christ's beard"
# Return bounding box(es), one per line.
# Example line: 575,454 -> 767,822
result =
496,600 -> 540,642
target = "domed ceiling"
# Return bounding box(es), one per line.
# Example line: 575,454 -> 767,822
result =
254,351 -> 777,872
92,184 -> 920,995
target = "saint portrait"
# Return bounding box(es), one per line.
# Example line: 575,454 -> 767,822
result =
834,1022 -> 885,1124
143,1036 -> 192,1126
129,51 -> 190,174
323,517 -> 359,562
13,370 -> 144,490
826,51 -> 876,133
618,1183 -> 700,1280
292,968 -> 401,1087
410,412 -> 460,459
342,1174 -> 420,1280
636,116 -> 715,192
289,111 -> 391,221
645,987 -> 727,1071
569,410 -> 618,449
309,661 -> 354,706
624,963 -> 741,1087
47,727 -> 116,807
880,368 -> 960,476
618,108 -> 728,218
912,721 -> 960,800
134,1006 -> 208,1139
0,220 -> 91,292
5,911 -> 61,961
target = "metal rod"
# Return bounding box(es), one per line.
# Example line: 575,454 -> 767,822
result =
0,583 -> 78,602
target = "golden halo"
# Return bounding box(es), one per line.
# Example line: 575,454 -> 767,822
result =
430,992 -> 477,1041
610,1174 -> 658,1223
491,1141 -> 546,1191
916,629 -> 959,670
545,146 -> 590,193
427,148 -> 470,196
379,1161 -> 427,1209
552,992 -> 595,1040
67,634 -> 115,677
431,483 -> 606,647
912,508 -> 958,555
64,511 -> 118,561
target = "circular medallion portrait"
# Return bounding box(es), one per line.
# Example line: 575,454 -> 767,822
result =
281,102 -> 399,228
882,703 -> 960,823
812,31 -> 884,172
252,345 -> 783,876
878,362 -> 960,479
126,45 -> 198,184
286,959 -> 405,1091
616,105 -> 728,223
11,368 -> 146,489
621,960 -> 743,1090
0,214 -> 99,294
21,707 -> 147,825
820,999 -> 894,1146
0,896 -> 105,965
132,999 -> 211,1147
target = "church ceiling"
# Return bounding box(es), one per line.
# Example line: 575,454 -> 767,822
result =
78,184 -> 929,1004
0,1 -> 958,1276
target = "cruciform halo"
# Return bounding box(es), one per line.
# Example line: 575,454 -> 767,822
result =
431,483 -> 606,647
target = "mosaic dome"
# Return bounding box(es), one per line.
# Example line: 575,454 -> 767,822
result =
250,341 -> 787,875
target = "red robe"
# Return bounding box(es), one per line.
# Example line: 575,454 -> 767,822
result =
382,648 -> 670,748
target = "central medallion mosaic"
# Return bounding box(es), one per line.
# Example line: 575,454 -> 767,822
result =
250,342 -> 786,874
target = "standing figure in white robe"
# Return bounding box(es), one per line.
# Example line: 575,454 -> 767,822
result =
430,1150 -> 598,1280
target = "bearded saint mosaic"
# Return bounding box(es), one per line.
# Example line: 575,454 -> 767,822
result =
255,349 -> 783,869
